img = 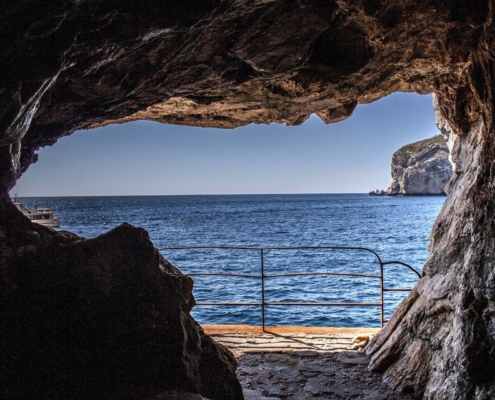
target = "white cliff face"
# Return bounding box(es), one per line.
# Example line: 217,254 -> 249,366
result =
386,134 -> 453,195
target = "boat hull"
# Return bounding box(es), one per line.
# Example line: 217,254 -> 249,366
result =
32,219 -> 60,228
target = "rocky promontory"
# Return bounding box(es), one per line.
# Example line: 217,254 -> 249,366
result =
385,134 -> 452,196
369,134 -> 453,196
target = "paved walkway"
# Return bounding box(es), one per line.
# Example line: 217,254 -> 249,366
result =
203,325 -> 379,356
203,325 -> 415,400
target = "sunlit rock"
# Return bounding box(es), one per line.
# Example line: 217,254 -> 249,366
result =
386,135 -> 452,196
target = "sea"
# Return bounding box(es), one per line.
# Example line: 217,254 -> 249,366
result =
17,194 -> 445,328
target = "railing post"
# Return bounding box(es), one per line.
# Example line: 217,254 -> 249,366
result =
379,259 -> 384,328
261,248 -> 265,332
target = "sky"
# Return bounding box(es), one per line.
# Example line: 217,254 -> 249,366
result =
11,93 -> 440,196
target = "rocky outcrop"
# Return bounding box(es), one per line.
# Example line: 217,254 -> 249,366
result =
0,207 -> 243,399
1,1 -> 495,399
366,109 -> 495,399
369,189 -> 386,196
386,135 -> 453,195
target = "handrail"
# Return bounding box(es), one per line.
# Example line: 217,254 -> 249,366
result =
159,245 -> 420,330
160,245 -> 382,259
187,271 -> 381,279
381,260 -> 422,278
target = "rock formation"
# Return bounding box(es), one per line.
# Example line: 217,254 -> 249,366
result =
386,134 -> 453,195
1,1 -> 495,399
0,204 -> 243,399
368,189 -> 386,196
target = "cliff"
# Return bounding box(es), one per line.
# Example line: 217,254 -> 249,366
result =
386,135 -> 453,195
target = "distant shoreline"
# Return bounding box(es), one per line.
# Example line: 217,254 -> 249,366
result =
369,192 -> 447,197
11,192 -> 448,198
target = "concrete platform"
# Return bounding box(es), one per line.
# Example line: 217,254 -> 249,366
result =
202,325 -> 380,356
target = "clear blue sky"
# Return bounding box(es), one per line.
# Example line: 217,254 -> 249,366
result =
12,93 -> 440,196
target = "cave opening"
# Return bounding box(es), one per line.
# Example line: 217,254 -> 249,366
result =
2,1 -> 494,398
10,92 -> 447,329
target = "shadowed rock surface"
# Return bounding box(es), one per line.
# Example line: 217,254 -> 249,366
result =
202,326 -> 413,399
1,1 -> 495,398
0,0 -> 489,191
386,134 -> 453,195
0,208 -> 242,399
238,352 -> 415,400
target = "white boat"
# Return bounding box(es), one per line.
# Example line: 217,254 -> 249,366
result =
14,198 -> 60,228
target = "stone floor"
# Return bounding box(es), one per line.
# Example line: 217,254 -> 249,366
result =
203,325 -> 415,400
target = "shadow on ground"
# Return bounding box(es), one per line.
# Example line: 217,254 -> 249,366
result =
237,351 -> 415,400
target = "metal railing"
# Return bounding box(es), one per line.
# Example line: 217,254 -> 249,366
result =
159,246 -> 421,330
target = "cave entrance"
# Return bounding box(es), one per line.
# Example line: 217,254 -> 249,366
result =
10,92 -> 446,329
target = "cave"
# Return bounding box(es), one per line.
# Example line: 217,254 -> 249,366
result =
1,1 -> 495,399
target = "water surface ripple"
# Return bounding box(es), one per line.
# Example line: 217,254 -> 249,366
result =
19,194 -> 444,327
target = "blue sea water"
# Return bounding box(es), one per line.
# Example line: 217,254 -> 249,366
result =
17,194 -> 445,327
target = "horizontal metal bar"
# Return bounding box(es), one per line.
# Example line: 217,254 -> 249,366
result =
159,245 -> 382,261
188,271 -> 381,279
260,246 -> 379,254
197,302 -> 262,306
189,272 -> 261,278
196,301 -> 382,307
383,288 -> 413,292
161,245 -> 261,251
265,271 -> 381,279
160,246 -> 420,277
382,260 -> 421,278
265,302 -> 382,307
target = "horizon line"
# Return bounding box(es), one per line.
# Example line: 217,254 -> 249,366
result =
11,192 -> 374,198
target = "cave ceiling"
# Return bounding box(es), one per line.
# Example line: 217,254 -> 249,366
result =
0,0 -> 491,192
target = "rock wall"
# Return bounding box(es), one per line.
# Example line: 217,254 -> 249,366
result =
0,1 -> 495,399
366,114 -> 495,399
366,31 -> 495,400
386,134 -> 453,195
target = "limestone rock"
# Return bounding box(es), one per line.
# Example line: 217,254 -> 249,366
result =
386,135 -> 453,196
0,219 -> 243,400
